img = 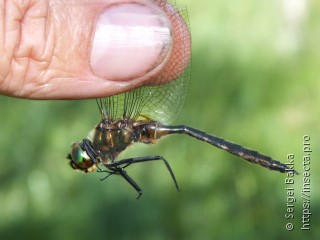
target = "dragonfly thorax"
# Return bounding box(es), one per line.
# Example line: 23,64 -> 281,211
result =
92,120 -> 135,161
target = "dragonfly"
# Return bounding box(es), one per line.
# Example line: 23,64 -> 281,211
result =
67,1 -> 297,199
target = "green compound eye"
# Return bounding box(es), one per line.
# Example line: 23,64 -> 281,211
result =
71,143 -> 85,164
68,142 -> 95,172
67,141 -> 97,173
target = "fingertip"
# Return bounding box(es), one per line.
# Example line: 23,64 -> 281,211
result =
90,2 -> 173,82
52,0 -> 191,99
87,0 -> 191,89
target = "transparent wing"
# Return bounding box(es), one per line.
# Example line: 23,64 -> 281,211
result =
97,1 -> 191,124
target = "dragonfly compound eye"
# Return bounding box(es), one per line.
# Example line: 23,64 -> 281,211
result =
68,143 -> 96,173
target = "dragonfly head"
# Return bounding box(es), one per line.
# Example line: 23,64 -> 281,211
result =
67,142 -> 97,173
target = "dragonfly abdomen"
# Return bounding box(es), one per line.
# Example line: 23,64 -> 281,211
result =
152,124 -> 296,173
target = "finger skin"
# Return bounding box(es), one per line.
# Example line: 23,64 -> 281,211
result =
0,0 -> 191,99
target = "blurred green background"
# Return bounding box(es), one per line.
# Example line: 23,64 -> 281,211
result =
0,0 -> 319,239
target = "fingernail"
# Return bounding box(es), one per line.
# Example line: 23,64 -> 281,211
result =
90,3 -> 172,81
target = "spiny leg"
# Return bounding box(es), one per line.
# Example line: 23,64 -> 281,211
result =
81,140 -> 122,178
118,168 -> 142,199
105,156 -> 180,192
97,165 -> 142,199
82,139 -> 104,171
98,169 -> 116,181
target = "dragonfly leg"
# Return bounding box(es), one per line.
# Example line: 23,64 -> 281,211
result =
96,163 -> 142,199
81,139 -> 104,171
105,156 -> 180,192
98,169 -> 117,182
117,168 -> 142,199
98,167 -> 142,199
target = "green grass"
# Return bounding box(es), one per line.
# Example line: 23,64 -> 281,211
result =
0,0 -> 319,239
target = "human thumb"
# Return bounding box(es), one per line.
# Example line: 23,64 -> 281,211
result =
0,0 -> 191,99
